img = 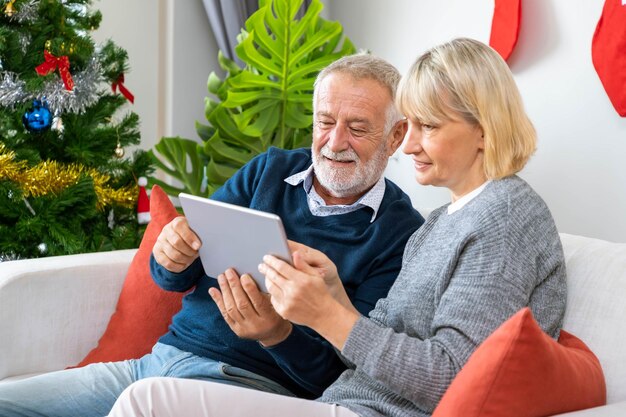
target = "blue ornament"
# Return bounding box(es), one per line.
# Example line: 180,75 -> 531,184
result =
22,99 -> 52,133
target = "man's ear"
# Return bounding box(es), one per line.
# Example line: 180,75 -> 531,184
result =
387,119 -> 408,156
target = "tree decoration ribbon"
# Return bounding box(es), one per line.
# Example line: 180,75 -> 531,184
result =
0,143 -> 135,210
35,50 -> 75,91
112,73 -> 134,103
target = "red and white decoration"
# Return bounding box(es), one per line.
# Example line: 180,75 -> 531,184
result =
137,177 -> 151,224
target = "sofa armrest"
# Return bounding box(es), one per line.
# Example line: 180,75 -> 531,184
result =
0,249 -> 136,380
552,401 -> 626,416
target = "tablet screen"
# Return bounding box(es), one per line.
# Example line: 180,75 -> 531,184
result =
179,193 -> 291,292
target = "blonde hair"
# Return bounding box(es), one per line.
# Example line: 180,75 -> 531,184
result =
396,38 -> 536,179
314,53 -> 403,134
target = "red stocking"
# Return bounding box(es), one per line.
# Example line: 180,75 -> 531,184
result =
592,0 -> 626,117
489,0 -> 522,61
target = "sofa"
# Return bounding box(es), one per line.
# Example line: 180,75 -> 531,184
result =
0,233 -> 625,416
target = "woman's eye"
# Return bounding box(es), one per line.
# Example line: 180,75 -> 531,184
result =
422,123 -> 434,131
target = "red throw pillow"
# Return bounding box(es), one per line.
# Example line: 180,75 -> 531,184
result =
433,308 -> 606,417
76,185 -> 184,366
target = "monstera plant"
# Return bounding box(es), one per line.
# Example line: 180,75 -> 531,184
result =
149,0 -> 356,197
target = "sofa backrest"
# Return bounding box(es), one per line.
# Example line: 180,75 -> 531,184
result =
559,233 -> 626,404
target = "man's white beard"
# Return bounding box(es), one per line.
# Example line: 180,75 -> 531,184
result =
312,142 -> 388,198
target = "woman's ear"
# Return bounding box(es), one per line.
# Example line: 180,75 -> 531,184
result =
388,119 -> 408,156
477,126 -> 485,150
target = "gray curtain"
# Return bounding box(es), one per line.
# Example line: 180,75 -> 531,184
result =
202,0 -> 258,64
202,0 -> 312,65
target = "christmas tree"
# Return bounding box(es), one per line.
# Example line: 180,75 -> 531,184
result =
0,0 -> 153,260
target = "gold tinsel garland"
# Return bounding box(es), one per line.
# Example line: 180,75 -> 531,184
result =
0,143 -> 136,210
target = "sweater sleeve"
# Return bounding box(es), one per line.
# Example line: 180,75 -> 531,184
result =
210,150 -> 269,205
150,254 -> 205,292
150,151 -> 272,289
340,220 -> 555,412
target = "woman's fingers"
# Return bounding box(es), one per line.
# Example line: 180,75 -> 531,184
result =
259,261 -> 286,310
292,250 -> 321,276
262,255 -> 299,279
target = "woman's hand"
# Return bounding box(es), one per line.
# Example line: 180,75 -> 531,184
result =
286,241 -> 354,310
259,246 -> 361,350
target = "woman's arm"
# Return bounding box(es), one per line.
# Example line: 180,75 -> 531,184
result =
260,249 -> 360,350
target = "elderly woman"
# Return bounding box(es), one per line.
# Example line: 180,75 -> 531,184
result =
107,37 -> 566,417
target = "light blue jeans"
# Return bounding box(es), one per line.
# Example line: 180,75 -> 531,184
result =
0,343 -> 293,417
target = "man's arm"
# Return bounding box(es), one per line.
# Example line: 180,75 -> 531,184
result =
150,255 -> 204,292
151,216 -> 204,291
151,151 -> 274,289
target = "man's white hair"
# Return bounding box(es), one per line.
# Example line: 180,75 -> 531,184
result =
313,53 -> 403,134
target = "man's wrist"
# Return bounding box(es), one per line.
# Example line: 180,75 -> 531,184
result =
258,321 -> 293,347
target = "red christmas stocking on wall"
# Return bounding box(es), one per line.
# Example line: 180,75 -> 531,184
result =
592,0 -> 626,117
489,0 -> 522,61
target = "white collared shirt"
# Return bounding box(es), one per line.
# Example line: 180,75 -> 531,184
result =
284,165 -> 386,222
447,181 -> 491,215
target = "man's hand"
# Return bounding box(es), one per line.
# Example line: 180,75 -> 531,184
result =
209,268 -> 292,347
153,216 -> 201,273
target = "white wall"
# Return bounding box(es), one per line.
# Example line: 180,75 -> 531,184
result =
93,0 -> 219,150
93,0 -> 625,243
92,0 -> 160,151
327,0 -> 626,243
163,0 -> 220,141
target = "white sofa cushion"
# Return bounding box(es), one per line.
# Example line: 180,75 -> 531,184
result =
0,249 -> 136,380
559,233 -> 626,404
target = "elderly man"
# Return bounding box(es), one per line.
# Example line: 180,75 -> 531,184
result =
0,54 -> 424,417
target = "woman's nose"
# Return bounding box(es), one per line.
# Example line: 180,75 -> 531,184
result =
402,124 -> 422,155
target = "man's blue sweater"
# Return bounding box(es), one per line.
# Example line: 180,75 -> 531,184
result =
151,147 -> 424,398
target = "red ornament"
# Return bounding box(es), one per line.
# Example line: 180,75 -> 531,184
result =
592,0 -> 626,117
137,177 -> 151,224
112,73 -> 135,104
35,50 -> 75,91
489,0 -> 522,61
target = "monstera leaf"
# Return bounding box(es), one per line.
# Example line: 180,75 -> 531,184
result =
150,0 -> 356,197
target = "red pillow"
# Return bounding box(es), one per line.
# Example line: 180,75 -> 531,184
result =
433,308 -> 606,417
76,185 -> 184,366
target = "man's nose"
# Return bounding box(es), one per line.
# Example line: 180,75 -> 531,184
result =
327,126 -> 350,152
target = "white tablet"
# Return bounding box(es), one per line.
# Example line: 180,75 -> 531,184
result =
178,193 -> 291,293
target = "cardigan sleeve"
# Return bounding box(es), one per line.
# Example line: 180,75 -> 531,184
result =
340,211 -> 564,412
